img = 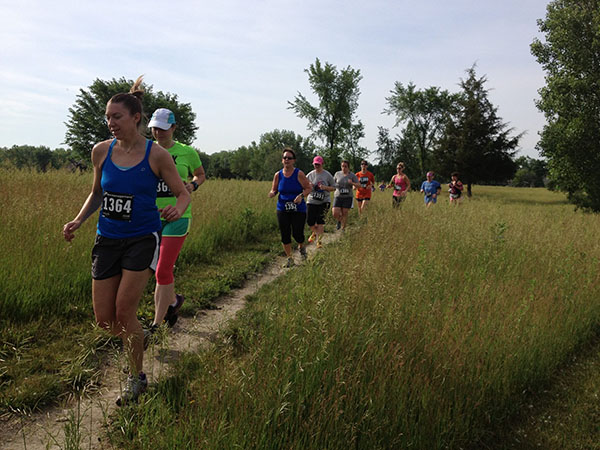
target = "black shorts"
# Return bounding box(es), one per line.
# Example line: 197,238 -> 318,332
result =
91,232 -> 160,280
307,202 -> 330,226
356,197 -> 370,203
333,196 -> 353,209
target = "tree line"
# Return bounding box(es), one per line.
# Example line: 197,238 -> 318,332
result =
4,65 -> 544,189
0,142 -> 547,190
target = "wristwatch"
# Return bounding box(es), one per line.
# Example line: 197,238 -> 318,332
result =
191,181 -> 199,191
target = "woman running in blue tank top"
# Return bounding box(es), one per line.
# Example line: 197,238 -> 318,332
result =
62,76 -> 190,406
268,147 -> 312,268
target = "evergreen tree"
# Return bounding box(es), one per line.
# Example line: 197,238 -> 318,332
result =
434,66 -> 520,195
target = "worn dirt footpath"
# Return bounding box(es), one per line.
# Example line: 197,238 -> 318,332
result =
1,232 -> 338,450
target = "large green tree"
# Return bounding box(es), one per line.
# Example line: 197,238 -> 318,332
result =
531,0 -> 600,210
288,58 -> 363,167
434,67 -> 520,196
65,77 -> 197,160
384,82 -> 459,176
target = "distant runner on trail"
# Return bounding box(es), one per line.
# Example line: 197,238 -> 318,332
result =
306,155 -> 335,249
420,171 -> 441,208
332,160 -> 360,232
388,162 -> 411,208
145,108 -> 205,346
355,160 -> 375,217
268,147 -> 312,268
62,77 -> 190,406
448,171 -> 464,205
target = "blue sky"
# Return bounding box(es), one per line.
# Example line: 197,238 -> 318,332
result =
0,0 -> 548,159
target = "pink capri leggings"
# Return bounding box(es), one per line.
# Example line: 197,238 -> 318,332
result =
155,235 -> 187,285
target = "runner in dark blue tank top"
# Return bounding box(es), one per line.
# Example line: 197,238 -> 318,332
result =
62,76 -> 190,406
268,147 -> 312,268
98,138 -> 162,238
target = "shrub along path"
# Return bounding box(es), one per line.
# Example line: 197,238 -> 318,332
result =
1,231 -> 340,450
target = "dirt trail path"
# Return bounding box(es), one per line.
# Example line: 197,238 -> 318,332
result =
1,232 -> 339,450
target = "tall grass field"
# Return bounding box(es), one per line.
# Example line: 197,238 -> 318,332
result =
0,169 -> 276,322
104,185 -> 600,448
2,169 -> 600,448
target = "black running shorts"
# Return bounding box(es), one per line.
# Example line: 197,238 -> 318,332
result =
91,232 -> 160,280
307,202 -> 330,226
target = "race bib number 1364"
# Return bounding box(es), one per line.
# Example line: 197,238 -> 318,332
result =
102,191 -> 133,221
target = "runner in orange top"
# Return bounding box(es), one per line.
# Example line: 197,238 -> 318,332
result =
355,160 -> 375,217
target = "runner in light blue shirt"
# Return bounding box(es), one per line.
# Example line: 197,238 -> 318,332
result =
420,171 -> 441,208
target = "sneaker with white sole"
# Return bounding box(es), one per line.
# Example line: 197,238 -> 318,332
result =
116,373 -> 148,406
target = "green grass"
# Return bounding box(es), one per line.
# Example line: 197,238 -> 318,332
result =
3,174 -> 600,448
0,170 -> 276,322
480,332 -> 600,449
107,186 -> 600,449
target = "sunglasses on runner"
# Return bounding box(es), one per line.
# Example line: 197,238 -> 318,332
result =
282,156 -> 295,160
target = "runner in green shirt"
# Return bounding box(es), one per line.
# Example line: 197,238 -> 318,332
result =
145,108 -> 205,345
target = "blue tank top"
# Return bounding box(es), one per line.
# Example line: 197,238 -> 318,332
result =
276,167 -> 306,213
97,139 -> 162,238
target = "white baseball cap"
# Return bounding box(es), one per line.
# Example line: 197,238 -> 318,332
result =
148,108 -> 176,130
